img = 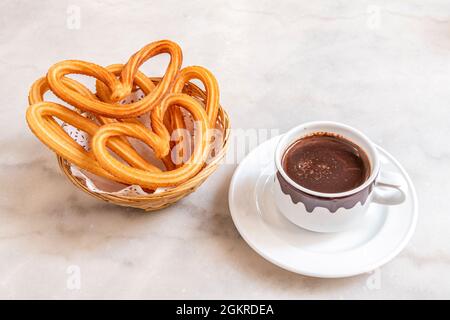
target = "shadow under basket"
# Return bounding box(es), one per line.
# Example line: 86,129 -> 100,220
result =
57,78 -> 231,211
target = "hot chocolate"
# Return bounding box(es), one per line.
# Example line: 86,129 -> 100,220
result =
282,133 -> 370,193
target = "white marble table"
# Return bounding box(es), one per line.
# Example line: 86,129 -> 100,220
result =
1,0 -> 449,299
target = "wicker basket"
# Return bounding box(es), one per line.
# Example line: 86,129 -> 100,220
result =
57,78 -> 230,211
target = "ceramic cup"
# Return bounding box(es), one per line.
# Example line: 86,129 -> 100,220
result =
274,121 -> 406,233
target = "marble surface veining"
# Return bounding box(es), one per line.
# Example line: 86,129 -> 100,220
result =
1,0 -> 450,299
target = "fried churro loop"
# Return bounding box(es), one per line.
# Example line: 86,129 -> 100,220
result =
111,40 -> 182,102
92,94 -> 209,188
27,102 -> 119,180
47,40 -> 182,118
172,66 -> 220,128
166,66 -> 220,166
28,77 -> 162,173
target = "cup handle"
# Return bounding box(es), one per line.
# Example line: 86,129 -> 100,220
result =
372,171 -> 407,205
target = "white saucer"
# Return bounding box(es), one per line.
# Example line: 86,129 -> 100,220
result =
228,135 -> 418,278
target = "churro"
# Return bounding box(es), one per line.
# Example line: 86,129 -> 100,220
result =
26,39 -> 221,192
92,94 -> 209,188
47,40 -> 182,118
